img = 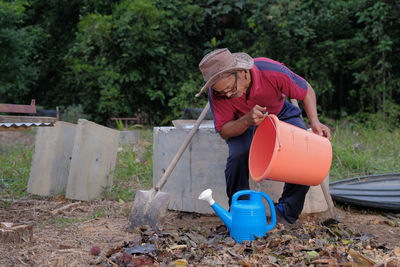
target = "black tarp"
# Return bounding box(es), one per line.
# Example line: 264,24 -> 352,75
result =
329,173 -> 400,211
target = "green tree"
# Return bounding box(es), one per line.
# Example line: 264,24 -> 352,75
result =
0,1 -> 42,103
63,0 -> 207,124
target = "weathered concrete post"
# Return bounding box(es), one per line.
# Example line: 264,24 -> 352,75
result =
66,119 -> 120,201
153,124 -> 229,213
28,121 -> 76,196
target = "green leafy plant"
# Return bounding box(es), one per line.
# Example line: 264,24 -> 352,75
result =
60,104 -> 90,124
115,119 -> 124,131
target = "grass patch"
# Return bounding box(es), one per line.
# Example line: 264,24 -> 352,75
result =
330,116 -> 400,181
39,217 -> 86,228
1,120 -> 399,200
103,129 -> 154,201
0,144 -> 34,199
36,206 -> 121,228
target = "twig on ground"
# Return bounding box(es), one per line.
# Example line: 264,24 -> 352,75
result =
51,202 -> 82,216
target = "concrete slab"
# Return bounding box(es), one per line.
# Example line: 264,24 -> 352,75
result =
66,119 -> 120,200
28,121 -> 76,196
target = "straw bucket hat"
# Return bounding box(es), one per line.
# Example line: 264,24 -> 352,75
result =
196,48 -> 254,97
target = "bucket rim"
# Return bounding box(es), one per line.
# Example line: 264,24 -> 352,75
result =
249,114 -> 280,181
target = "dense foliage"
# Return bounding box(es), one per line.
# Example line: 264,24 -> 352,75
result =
1,0 -> 399,126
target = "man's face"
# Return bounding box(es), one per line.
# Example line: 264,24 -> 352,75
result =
213,72 -> 244,98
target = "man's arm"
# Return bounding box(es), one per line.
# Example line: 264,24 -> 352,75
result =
302,83 -> 331,140
219,105 -> 267,140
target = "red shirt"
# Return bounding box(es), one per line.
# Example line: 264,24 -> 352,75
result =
209,57 -> 308,132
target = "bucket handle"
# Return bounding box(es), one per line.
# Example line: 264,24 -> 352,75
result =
261,192 -> 277,231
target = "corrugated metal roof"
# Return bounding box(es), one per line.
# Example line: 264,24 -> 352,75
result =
0,122 -> 54,128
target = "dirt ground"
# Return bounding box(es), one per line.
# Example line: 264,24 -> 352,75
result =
0,199 -> 399,266
1,130 -> 399,266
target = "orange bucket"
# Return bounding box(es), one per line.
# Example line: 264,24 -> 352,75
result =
249,115 -> 332,186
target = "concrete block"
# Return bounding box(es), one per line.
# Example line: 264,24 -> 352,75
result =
28,121 -> 76,196
153,126 -> 229,214
66,119 -> 120,201
153,123 -> 328,216
119,130 -> 141,146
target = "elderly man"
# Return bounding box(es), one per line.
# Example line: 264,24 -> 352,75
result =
197,48 -> 331,224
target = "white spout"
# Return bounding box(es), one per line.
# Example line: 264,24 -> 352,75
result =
198,189 -> 215,206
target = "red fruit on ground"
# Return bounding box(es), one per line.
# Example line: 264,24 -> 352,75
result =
123,253 -> 133,264
90,246 -> 100,256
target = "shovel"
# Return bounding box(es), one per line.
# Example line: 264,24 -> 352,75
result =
128,102 -> 211,230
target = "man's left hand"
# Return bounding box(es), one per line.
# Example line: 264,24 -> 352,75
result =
311,122 -> 331,141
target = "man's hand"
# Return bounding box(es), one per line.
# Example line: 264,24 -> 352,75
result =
244,105 -> 267,126
219,105 -> 267,140
310,121 -> 331,141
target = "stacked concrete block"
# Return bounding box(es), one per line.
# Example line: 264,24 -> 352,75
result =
66,119 -> 120,201
28,121 -> 76,196
153,123 -> 328,215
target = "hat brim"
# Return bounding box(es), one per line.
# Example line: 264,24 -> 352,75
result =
196,52 -> 254,97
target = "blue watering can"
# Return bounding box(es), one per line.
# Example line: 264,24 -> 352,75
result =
198,189 -> 276,243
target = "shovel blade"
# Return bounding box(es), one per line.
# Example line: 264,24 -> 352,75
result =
127,189 -> 171,231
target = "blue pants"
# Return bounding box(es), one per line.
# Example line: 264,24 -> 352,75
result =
225,101 -> 310,223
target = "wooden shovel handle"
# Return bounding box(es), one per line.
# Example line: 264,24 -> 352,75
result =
155,102 -> 211,191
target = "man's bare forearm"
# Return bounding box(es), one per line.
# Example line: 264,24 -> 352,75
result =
219,116 -> 250,140
302,83 -> 320,126
219,105 -> 267,140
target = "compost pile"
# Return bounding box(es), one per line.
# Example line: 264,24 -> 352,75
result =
105,218 -> 400,266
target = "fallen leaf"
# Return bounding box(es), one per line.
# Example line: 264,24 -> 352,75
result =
342,239 -> 351,245
393,247 -> 400,257
348,248 -> 375,266
312,258 -> 339,265
237,258 -> 255,267
385,258 -> 400,267
379,220 -> 396,227
173,259 -> 188,266
170,244 -> 187,250
307,250 -> 320,261
133,255 -> 153,267
125,244 -> 156,255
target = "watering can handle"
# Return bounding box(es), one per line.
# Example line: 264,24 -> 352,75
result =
231,190 -> 254,204
261,192 -> 277,231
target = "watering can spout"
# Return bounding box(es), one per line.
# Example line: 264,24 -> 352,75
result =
198,189 -> 232,230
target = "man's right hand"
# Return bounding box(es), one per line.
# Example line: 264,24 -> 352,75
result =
219,105 -> 267,140
245,105 -> 268,126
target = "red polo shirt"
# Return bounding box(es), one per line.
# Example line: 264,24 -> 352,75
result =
209,57 -> 308,132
